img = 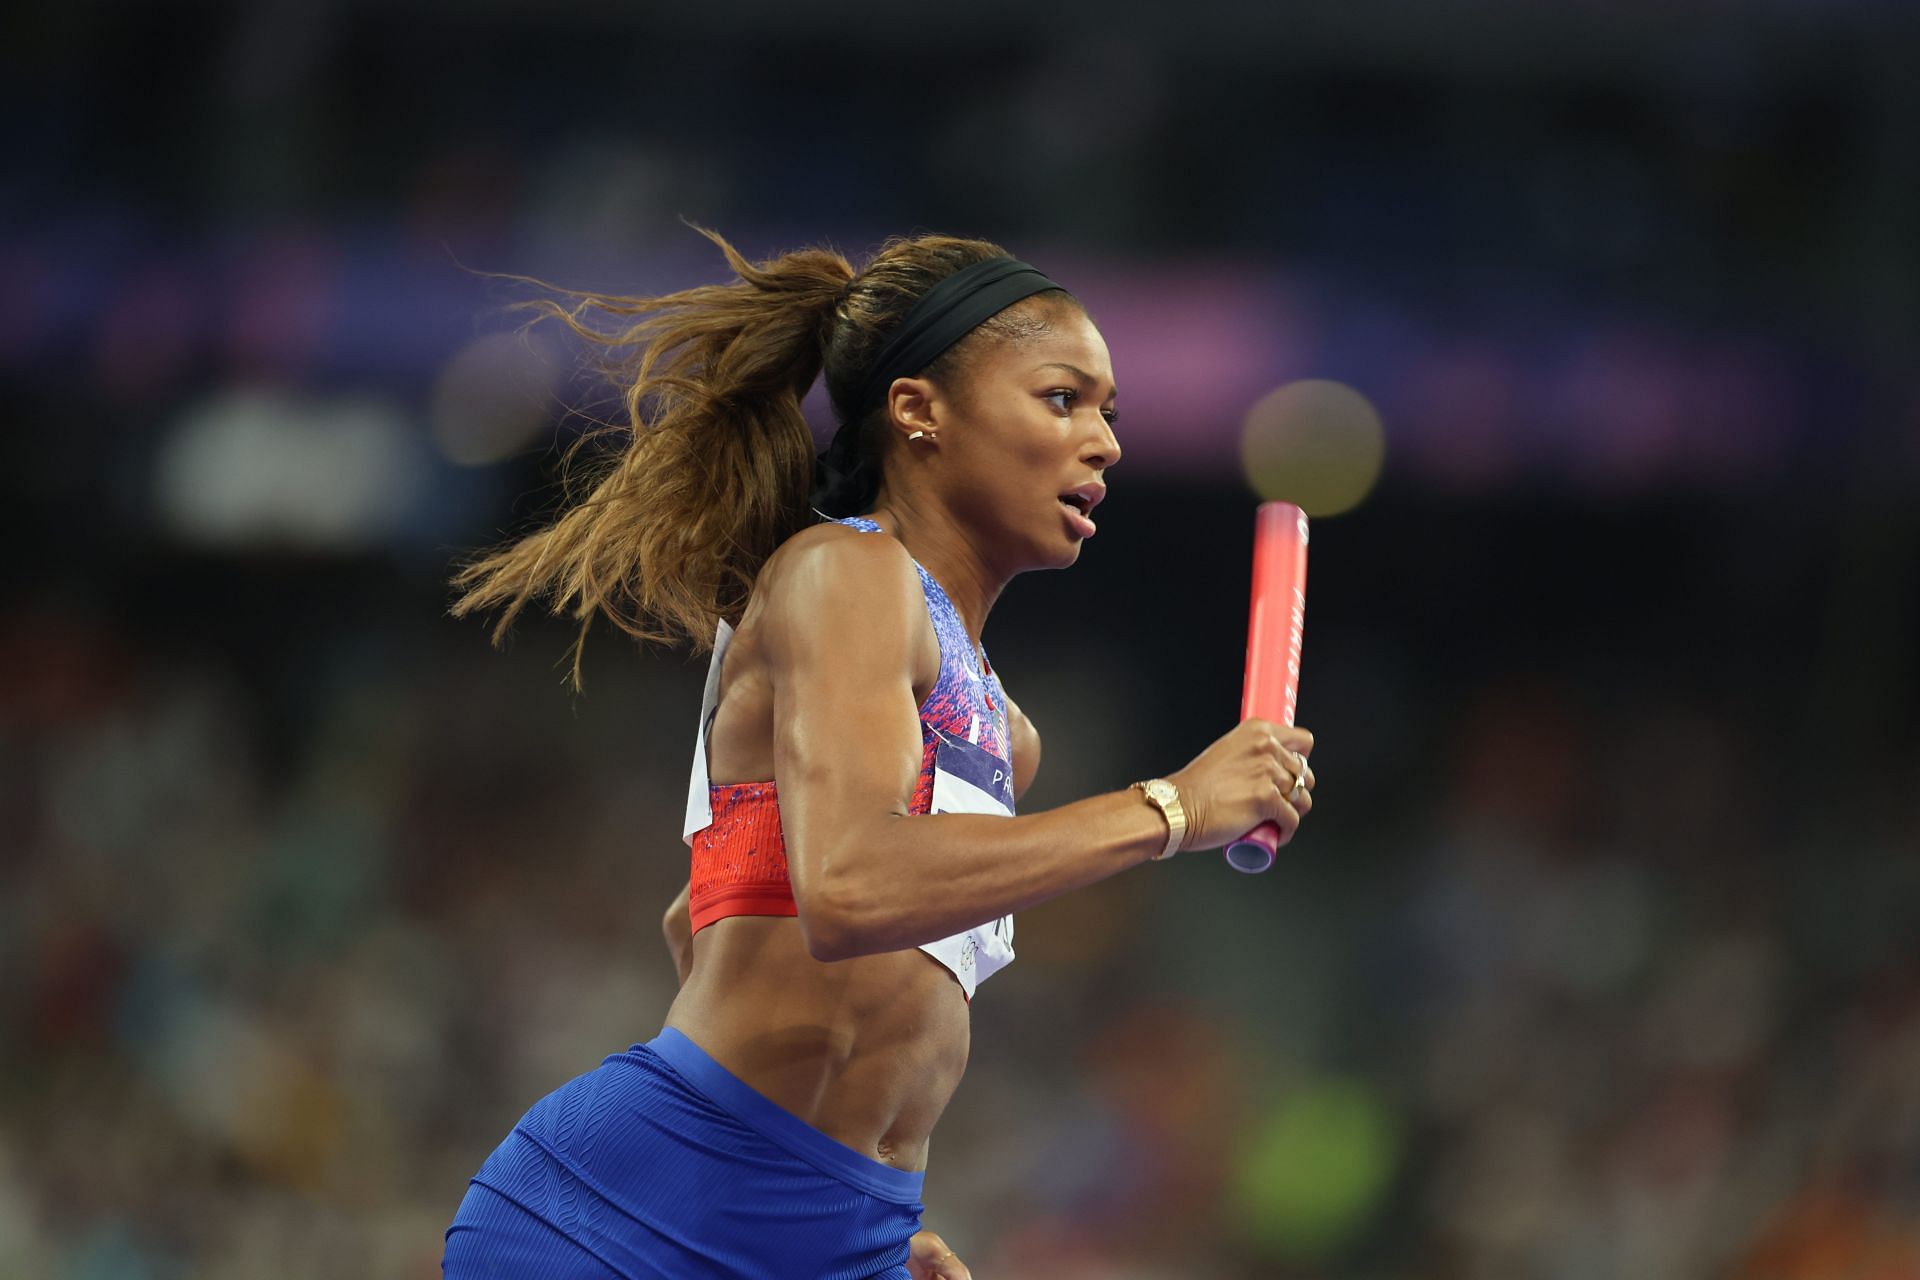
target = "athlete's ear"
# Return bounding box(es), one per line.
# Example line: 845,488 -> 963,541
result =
882,375 -> 941,440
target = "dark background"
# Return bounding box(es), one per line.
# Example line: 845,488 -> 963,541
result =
4,3 -> 1919,1276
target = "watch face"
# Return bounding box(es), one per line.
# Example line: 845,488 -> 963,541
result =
1145,779 -> 1177,804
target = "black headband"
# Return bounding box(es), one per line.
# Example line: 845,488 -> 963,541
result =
811,256 -> 1065,518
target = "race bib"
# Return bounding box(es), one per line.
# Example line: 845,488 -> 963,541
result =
918,725 -> 1016,999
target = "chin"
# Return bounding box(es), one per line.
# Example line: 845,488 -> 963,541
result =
1045,531 -> 1085,570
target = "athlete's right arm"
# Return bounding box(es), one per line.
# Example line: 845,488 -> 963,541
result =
763,532 -> 1177,962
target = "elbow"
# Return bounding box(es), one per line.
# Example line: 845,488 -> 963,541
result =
801,920 -> 854,964
795,867 -> 879,963
794,821 -> 903,962
797,897 -> 863,963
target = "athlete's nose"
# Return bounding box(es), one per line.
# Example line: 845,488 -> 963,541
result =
1086,415 -> 1121,470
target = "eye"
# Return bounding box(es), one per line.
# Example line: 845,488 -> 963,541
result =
1043,388 -> 1120,427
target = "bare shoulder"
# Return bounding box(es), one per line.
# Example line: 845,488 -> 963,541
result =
757,522 -> 925,663
765,519 -> 910,571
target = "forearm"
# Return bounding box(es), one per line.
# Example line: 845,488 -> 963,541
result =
810,787 -> 1165,960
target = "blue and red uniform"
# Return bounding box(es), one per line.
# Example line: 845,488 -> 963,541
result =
443,516 -> 1018,1279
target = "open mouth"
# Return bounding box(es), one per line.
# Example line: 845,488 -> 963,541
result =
1057,492 -> 1097,537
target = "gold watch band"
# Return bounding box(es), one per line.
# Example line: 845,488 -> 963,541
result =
1132,779 -> 1186,861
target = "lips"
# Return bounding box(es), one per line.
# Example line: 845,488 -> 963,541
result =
1058,496 -> 1097,538
1056,481 -> 1104,540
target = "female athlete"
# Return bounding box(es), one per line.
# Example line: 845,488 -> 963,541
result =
440,227 -> 1318,1279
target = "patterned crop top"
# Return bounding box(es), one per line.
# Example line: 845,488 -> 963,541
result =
680,515 -> 1018,999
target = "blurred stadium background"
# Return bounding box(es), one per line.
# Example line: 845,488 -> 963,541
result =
6,3 -> 1920,1277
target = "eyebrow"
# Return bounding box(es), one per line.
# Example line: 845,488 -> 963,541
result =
1033,362 -> 1118,401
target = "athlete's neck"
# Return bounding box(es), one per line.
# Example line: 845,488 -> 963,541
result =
860,499 -> 1002,649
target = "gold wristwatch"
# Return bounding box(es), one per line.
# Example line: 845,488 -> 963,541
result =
1131,778 -> 1187,861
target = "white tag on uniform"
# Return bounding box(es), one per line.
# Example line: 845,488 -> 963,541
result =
683,618 -> 735,844
918,725 -> 1017,998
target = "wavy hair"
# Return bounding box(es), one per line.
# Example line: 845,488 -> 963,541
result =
447,223 -> 1075,690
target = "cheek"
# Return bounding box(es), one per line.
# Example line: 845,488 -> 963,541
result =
964,397 -> 1048,459
1003,398 -> 1072,457
954,394 -> 1072,496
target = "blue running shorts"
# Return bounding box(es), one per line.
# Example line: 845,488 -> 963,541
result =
443,1027 -> 926,1279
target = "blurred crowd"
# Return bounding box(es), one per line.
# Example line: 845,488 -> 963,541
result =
4,555 -> 1915,1279
7,2 -> 1918,1276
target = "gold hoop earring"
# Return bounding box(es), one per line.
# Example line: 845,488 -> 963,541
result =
907,429 -> 937,442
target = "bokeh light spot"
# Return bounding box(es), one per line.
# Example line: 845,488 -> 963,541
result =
1230,1075 -> 1400,1262
1240,378 -> 1386,515
430,331 -> 561,466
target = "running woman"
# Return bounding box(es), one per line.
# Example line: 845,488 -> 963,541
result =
441,228 -> 1318,1279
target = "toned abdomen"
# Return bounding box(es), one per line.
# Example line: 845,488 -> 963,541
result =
662,915 -> 970,1172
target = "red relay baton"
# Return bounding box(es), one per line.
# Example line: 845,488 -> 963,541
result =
1223,502 -> 1310,874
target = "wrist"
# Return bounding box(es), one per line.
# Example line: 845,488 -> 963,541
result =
1129,778 -> 1187,862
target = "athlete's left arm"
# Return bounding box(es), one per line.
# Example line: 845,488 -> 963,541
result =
1004,689 -> 1040,805
662,879 -> 693,986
